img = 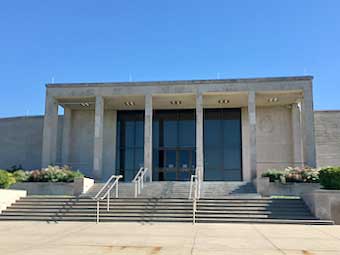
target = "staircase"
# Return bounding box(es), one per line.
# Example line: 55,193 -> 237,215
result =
85,181 -> 259,198
0,196 -> 333,224
85,182 -> 193,198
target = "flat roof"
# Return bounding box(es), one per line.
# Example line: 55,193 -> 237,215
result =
47,75 -> 313,88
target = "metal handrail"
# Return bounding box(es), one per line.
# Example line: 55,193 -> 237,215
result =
188,174 -> 197,200
189,167 -> 202,224
193,196 -> 197,224
93,174 -> 123,223
132,167 -> 144,182
190,175 -> 199,224
189,167 -> 201,200
132,167 -> 148,197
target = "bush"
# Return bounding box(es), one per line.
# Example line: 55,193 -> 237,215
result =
319,167 -> 340,190
262,166 -> 320,183
262,169 -> 283,182
284,166 -> 319,183
0,170 -> 16,188
0,166 -> 83,188
12,170 -> 29,182
27,165 -> 83,183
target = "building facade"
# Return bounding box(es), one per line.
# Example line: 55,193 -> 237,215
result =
35,76 -> 316,182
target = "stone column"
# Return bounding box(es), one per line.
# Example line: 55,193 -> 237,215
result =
93,96 -> 104,180
248,91 -> 257,180
41,95 -> 59,167
301,87 -> 317,167
196,94 -> 204,181
61,107 -> 72,165
144,94 -> 153,181
291,103 -> 303,167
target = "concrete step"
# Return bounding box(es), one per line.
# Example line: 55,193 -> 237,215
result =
0,215 -> 332,225
6,205 -> 311,211
84,181 -> 259,198
0,195 -> 333,225
1,211 -> 313,218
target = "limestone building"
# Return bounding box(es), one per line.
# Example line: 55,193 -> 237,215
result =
1,76 -> 339,181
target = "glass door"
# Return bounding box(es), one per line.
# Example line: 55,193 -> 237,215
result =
158,148 -> 195,181
116,111 -> 144,182
178,149 -> 195,180
153,109 -> 196,181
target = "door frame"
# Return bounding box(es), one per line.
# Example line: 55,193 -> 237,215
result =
157,147 -> 195,181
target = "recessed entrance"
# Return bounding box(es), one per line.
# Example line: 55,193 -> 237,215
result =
116,111 -> 144,182
153,110 -> 196,181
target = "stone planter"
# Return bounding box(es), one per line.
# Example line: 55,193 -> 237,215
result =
9,177 -> 94,196
257,177 -> 321,196
302,189 -> 340,224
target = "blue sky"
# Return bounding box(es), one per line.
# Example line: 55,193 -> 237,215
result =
0,0 -> 339,117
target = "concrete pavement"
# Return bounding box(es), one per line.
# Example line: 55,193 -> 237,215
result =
0,222 -> 340,254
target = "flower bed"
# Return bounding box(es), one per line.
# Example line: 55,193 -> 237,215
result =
261,166 -> 319,183
258,166 -> 340,197
0,165 -> 84,189
1,166 -> 93,196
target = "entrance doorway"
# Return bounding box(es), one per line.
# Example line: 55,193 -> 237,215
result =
115,111 -> 144,182
157,148 -> 195,181
153,110 -> 196,181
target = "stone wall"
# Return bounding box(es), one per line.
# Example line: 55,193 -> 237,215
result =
315,111 -> 340,167
302,190 -> 340,224
0,116 -> 62,170
9,177 -> 94,196
67,109 -> 116,180
256,106 -> 294,175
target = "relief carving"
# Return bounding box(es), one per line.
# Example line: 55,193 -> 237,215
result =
259,115 -> 274,134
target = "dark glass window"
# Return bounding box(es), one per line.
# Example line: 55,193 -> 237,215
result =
204,108 -> 242,181
116,111 -> 144,182
152,110 -> 196,181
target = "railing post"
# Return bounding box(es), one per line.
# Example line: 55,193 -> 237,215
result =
195,167 -> 199,199
138,178 -> 141,194
96,200 -> 100,223
115,180 -> 119,198
193,198 -> 196,224
198,179 -> 201,199
107,192 -> 110,211
134,181 -> 138,198
189,175 -> 192,199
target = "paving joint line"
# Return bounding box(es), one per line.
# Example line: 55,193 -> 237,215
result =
252,224 -> 285,255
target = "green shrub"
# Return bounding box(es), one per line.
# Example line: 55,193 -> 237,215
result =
261,169 -> 284,182
0,170 -> 16,188
319,167 -> 340,190
12,170 -> 29,182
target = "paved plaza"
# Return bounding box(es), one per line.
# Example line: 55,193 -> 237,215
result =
0,222 -> 340,254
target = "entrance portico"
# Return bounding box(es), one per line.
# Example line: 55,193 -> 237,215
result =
41,76 -> 316,182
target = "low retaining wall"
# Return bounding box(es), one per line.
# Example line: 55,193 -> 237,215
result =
0,189 -> 27,212
9,177 -> 94,196
257,177 -> 321,196
73,177 -> 94,195
303,190 -> 340,224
